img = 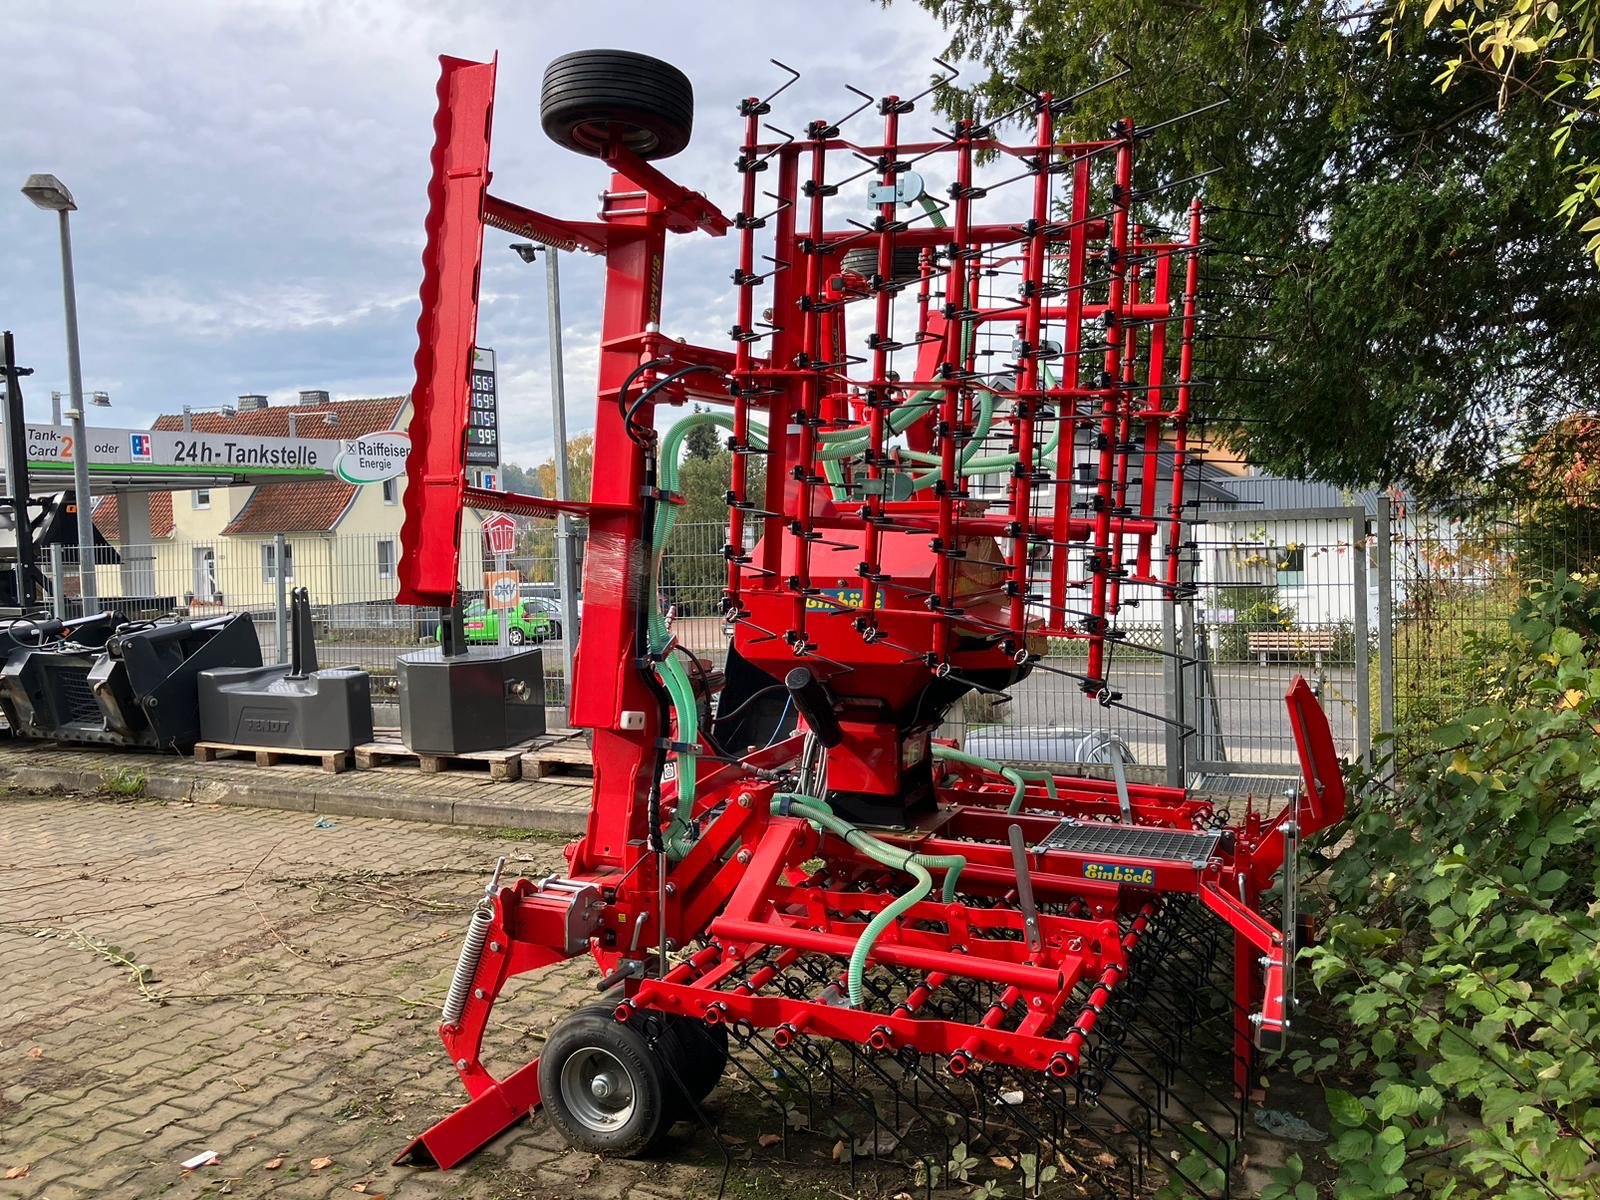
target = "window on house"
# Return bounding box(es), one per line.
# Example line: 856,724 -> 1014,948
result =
377,538 -> 395,579
192,489 -> 211,510
261,541 -> 295,582
382,477 -> 398,505
1275,544 -> 1306,587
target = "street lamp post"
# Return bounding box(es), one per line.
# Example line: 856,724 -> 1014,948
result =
22,174 -> 96,609
510,243 -> 580,710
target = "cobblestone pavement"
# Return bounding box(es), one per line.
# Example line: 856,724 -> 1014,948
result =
0,792 -> 733,1200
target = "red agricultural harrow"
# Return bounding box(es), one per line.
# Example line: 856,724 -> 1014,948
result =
394,48 -> 1346,1197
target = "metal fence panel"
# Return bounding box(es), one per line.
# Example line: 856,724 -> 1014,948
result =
68,508 -> 1432,772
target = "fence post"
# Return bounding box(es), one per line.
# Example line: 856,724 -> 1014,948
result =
49,543 -> 65,618
1178,566 -> 1199,784
274,531 -> 288,664
1376,495 -> 1395,748
1351,509 -> 1372,766
1161,537 -> 1184,788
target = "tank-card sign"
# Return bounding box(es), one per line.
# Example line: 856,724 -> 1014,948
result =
14,423 -> 410,485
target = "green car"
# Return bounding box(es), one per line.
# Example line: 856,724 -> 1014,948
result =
437,599 -> 559,646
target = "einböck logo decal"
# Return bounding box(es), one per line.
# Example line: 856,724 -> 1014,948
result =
804,587 -> 887,612
334,431 -> 410,485
1082,861 -> 1156,886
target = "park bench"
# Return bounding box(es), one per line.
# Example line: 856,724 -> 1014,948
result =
1247,628 -> 1338,668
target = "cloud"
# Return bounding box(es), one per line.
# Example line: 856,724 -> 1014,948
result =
4,0 -> 955,457
110,279 -> 416,338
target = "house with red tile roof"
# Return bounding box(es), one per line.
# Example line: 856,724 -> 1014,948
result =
90,393 -> 489,610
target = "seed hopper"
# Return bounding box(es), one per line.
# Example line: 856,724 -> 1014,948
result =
394,47 -> 1346,1196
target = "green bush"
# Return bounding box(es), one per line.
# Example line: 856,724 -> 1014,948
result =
1388,576 -> 1521,759
1213,583 -> 1295,661
1301,572 -> 1600,1199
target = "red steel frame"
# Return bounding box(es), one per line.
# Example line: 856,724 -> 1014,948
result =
394,54 -> 1347,1170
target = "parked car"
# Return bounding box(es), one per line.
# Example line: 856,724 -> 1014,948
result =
521,595 -> 575,640
436,599 -> 558,646
959,726 -> 1134,768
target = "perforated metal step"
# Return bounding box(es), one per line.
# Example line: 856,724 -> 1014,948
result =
1035,819 -> 1222,867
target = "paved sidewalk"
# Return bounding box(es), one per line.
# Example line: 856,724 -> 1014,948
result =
0,738 -> 594,834
0,792 -> 720,1200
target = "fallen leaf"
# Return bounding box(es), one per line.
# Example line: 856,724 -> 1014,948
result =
4,1165 -> 29,1180
991,1156 -> 1016,1170
350,1184 -> 370,1194
853,1128 -> 900,1157
1095,1152 -> 1117,1168
310,1156 -> 334,1170
1057,1151 -> 1076,1175
831,1139 -> 847,1163
719,1133 -> 745,1146
26,1048 -> 42,1059
757,1133 -> 782,1149
263,1158 -> 283,1170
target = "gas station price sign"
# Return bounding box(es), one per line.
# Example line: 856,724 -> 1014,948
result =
465,346 -> 500,467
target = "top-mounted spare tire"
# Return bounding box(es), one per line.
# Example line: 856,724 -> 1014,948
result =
541,50 -> 694,161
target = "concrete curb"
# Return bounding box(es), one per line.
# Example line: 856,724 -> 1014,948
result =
0,757 -> 589,834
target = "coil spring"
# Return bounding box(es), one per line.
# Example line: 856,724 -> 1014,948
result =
441,906 -> 494,1026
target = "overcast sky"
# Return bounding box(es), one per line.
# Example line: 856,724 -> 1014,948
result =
3,0 -> 960,472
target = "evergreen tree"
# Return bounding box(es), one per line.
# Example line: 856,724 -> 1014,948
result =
906,0 -> 1600,496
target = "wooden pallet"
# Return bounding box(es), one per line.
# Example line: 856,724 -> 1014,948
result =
193,741 -> 351,774
353,730 -> 534,782
522,733 -> 594,787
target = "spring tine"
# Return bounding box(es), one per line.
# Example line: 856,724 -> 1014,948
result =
900,56 -> 961,109
760,59 -> 802,109
1134,94 -> 1232,138
1051,55 -> 1135,113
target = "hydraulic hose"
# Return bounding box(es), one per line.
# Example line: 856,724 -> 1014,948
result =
771,793 -> 966,1007
646,410 -> 770,858
900,363 -> 1063,487
931,743 -> 1059,816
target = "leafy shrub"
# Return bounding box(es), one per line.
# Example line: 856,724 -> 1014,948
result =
1214,583 -> 1295,661
1303,572 -> 1600,1199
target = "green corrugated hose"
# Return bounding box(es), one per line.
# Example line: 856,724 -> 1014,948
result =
772,792 -> 966,1007
649,411 -> 768,858
931,743 -> 1059,816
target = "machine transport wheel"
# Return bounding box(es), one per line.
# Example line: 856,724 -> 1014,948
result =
658,1014 -> 729,1114
541,50 -> 693,161
840,245 -> 924,286
539,1005 -> 671,1155
508,627 -> 526,646
546,621 -> 561,641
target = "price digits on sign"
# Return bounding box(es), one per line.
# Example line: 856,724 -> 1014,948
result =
466,352 -> 499,466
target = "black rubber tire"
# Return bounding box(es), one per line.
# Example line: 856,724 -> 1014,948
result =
541,50 -> 694,161
508,627 -> 526,646
840,245 -> 924,286
657,1015 -> 729,1116
539,1005 -> 669,1156
547,622 -> 562,642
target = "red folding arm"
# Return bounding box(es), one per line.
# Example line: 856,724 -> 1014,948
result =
396,55 -> 497,608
